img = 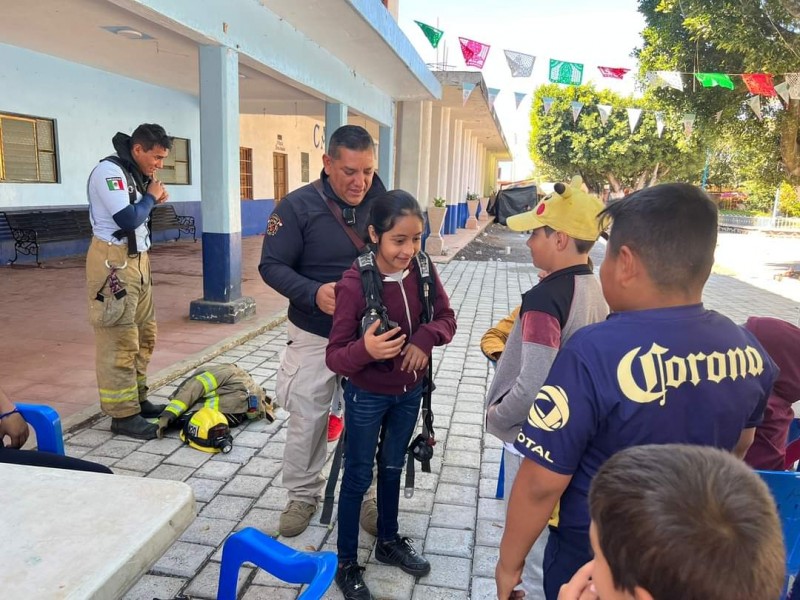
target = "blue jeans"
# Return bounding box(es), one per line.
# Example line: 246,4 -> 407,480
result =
337,382 -> 423,562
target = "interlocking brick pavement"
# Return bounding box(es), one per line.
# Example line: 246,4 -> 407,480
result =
56,254 -> 800,600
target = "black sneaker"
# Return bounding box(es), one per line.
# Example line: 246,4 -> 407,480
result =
374,536 -> 431,577
334,561 -> 375,600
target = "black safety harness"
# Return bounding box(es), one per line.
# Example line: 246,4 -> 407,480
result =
320,247 -> 438,525
101,155 -> 150,256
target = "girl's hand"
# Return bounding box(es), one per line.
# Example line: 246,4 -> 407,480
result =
400,343 -> 428,372
363,320 -> 406,361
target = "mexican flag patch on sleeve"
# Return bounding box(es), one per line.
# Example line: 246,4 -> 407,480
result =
106,177 -> 125,191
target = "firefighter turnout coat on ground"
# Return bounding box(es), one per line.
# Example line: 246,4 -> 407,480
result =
158,364 -> 274,430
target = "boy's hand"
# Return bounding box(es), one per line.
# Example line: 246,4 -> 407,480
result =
400,343 -> 428,372
363,320 -> 406,361
0,412 -> 30,448
495,558 -> 524,599
558,560 -> 598,600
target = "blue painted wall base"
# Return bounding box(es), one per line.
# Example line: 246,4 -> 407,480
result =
444,206 -> 458,235
458,202 -> 468,229
0,199 -> 276,264
189,296 -> 256,324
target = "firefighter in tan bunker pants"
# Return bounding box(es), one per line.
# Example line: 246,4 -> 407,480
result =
86,124 -> 173,440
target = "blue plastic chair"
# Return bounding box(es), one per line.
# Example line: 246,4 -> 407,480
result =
496,450 -> 505,499
16,403 -> 64,455
218,527 -> 337,600
757,470 -> 800,598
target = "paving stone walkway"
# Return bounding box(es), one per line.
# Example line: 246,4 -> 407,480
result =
62,256 -> 800,600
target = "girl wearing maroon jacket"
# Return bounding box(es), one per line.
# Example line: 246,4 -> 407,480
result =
326,190 -> 456,600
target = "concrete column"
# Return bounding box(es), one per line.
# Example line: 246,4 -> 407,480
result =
471,137 -> 479,194
457,131 -> 472,228
396,101 -> 423,200
325,102 -> 348,140
445,120 -> 463,234
417,101 -> 432,206
428,107 -> 444,206
378,119 -> 395,189
430,107 -> 450,201
190,45 -> 255,323
476,144 -> 485,196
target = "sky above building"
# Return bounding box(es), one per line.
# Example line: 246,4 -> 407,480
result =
397,0 -> 647,179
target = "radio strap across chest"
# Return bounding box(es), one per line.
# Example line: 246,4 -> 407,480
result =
311,179 -> 366,252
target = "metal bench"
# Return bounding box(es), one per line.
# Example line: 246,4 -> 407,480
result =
2,208 -> 93,266
150,204 -> 197,242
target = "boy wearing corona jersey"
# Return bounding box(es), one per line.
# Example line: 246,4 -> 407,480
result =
495,183 -> 779,600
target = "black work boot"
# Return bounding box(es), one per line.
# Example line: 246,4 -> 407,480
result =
374,536 -> 431,577
334,561 -> 375,600
139,399 -> 167,418
111,414 -> 158,440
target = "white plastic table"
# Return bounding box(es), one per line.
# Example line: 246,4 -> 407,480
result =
1,463 -> 195,599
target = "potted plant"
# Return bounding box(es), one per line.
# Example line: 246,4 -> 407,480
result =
479,190 -> 492,221
466,192 -> 480,229
427,197 -> 448,255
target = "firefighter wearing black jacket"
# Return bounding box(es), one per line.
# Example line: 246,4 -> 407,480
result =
258,125 -> 386,537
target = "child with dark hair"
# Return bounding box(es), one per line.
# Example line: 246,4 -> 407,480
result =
742,316 -> 800,471
326,190 -> 456,600
559,444 -> 785,600
496,183 -> 779,600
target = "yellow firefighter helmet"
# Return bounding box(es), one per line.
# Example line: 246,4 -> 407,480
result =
180,407 -> 233,454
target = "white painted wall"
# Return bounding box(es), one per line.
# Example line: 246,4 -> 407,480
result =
239,114 -> 325,199
0,43 -> 201,209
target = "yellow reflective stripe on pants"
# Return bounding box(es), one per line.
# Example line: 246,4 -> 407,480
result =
99,385 -> 139,404
165,399 -> 188,417
195,372 -> 220,411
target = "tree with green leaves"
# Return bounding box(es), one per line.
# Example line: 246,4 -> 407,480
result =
636,0 -> 800,190
529,83 -> 703,192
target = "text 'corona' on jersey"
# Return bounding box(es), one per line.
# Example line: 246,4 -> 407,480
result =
618,343 -> 765,406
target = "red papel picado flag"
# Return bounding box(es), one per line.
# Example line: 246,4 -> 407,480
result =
597,66 -> 629,79
742,73 -> 776,96
459,37 -> 491,69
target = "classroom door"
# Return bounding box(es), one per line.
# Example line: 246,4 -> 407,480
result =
273,153 -> 287,202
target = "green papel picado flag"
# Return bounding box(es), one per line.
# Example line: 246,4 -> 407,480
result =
414,21 -> 444,49
549,59 -> 584,85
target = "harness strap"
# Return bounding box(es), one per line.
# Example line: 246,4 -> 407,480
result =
103,155 -> 145,256
320,430 -> 345,526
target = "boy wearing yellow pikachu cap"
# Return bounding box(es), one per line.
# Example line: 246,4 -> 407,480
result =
484,176 -> 608,598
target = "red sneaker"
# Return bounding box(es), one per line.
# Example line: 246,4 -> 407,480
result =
328,414 -> 344,442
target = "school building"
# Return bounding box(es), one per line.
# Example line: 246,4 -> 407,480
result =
0,0 -> 510,321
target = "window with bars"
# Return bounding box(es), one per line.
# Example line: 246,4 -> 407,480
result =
240,147 -> 253,200
301,152 -> 310,183
0,113 -> 58,183
159,137 -> 190,185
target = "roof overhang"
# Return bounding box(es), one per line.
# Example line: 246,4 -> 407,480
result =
0,0 -> 438,125
434,71 -> 512,159
262,0 -> 441,102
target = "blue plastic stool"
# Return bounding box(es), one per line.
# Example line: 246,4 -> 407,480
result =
218,527 -> 337,600
16,403 -> 64,455
758,470 -> 800,599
